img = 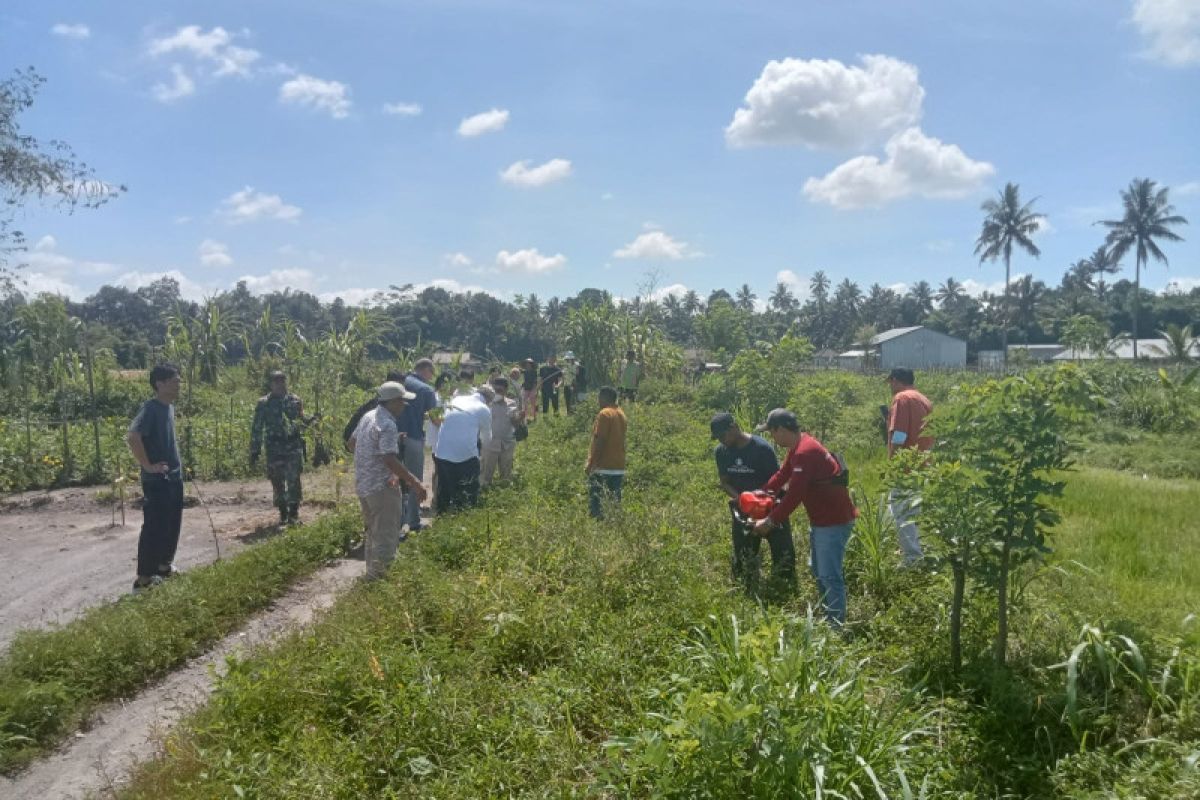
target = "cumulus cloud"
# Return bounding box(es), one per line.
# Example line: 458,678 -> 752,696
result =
444,252 -> 472,267
775,269 -> 812,302
51,23 -> 90,40
198,239 -> 233,267
802,127 -> 994,209
960,274 -> 1028,298
115,270 -> 212,302
726,55 -> 924,150
1176,180 -> 1200,196
382,101 -> 422,116
218,187 -> 302,224
1163,276 -> 1200,293
614,230 -> 700,260
458,108 -> 510,137
18,236 -> 118,299
237,268 -> 319,294
500,158 -> 573,187
147,25 -> 260,78
319,278 -> 506,306
1132,0 -> 1200,66
279,74 -> 352,118
152,64 -> 196,103
495,248 -> 566,274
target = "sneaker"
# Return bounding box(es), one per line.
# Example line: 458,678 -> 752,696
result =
157,563 -> 181,579
131,575 -> 165,595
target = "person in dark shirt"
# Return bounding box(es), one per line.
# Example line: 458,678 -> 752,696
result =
521,358 -> 539,421
539,355 -> 564,416
125,363 -> 185,593
712,412 -> 795,592
343,370 -> 406,450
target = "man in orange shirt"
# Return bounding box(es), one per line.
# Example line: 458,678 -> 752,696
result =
886,367 -> 933,566
585,386 -> 627,519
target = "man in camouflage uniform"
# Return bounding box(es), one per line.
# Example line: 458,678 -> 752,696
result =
250,371 -> 316,525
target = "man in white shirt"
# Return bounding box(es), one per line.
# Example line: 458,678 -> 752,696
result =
353,382 -> 427,580
432,369 -> 492,513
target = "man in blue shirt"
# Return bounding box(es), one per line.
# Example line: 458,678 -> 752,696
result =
712,412 -> 795,592
395,358 -> 438,531
126,364 -> 185,594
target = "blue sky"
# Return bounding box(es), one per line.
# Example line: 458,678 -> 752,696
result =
5,0 -> 1199,305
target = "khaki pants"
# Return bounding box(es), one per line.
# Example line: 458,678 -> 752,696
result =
481,439 -> 516,487
361,486 -> 404,580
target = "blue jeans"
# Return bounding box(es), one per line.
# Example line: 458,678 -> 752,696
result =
888,489 -> 923,564
810,522 -> 853,626
588,473 -> 623,519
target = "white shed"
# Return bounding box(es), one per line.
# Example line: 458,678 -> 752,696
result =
867,326 -> 967,370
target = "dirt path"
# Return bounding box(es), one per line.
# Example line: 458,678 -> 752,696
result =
0,468 -> 352,652
0,558 -> 363,800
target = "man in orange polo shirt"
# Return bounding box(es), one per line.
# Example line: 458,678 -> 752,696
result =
886,367 -> 933,566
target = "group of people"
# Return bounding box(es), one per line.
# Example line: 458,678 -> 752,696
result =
123,353 -> 927,629
710,366 -> 932,627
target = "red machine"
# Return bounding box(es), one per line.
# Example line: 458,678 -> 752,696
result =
737,490 -> 776,521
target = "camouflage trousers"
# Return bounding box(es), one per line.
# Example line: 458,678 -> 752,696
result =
266,454 -> 303,518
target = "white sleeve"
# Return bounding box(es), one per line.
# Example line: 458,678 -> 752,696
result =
477,405 -> 492,447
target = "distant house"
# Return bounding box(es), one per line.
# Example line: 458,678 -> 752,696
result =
431,350 -> 483,371
839,326 -> 967,371
1052,338 -> 1197,361
813,348 -> 841,367
1009,344 -> 1067,362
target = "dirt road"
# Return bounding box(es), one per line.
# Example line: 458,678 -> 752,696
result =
0,469 -> 350,652
0,558 -> 362,800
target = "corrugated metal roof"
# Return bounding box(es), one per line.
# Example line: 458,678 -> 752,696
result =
868,326 -> 924,345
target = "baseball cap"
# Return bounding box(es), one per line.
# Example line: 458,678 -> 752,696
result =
755,408 -> 799,432
710,412 -> 737,439
377,381 -> 416,402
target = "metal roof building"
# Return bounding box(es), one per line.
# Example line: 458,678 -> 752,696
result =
839,326 -> 967,371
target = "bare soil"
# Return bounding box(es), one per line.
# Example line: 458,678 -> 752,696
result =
0,558 -> 363,800
0,467 -> 355,652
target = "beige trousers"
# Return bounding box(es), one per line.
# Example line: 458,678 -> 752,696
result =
481,439 -> 516,486
361,486 -> 404,580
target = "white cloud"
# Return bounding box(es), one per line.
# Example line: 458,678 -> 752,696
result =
458,108 -> 510,137
1033,217 -> 1055,235
148,25 -> 260,78
802,127 -> 994,209
218,187 -> 302,224
382,101 -> 422,116
444,252 -> 472,267
24,235 -> 118,280
115,270 -> 212,302
319,278 -> 507,306
775,269 -> 812,303
152,64 -> 196,103
726,55 -> 924,150
495,248 -> 566,274
237,268 -> 319,294
1132,0 -> 1200,66
649,283 -> 691,302
198,239 -> 233,267
51,23 -> 90,40
614,230 -> 701,260
960,273 -> 1028,298
925,239 -> 954,253
500,158 -> 573,188
279,74 -> 352,118
1163,276 -> 1200,293
21,273 -> 84,299
1176,180 -> 1200,196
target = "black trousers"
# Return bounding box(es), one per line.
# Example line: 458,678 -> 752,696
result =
433,456 -> 481,513
138,476 -> 184,577
730,503 -> 795,589
563,386 -> 575,414
541,389 -> 560,414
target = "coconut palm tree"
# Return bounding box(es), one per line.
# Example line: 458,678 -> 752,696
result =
1101,179 -> 1188,358
735,283 -> 757,313
1081,245 -> 1121,300
907,280 -> 935,317
1152,323 -> 1196,364
935,278 -> 965,308
974,183 -> 1044,366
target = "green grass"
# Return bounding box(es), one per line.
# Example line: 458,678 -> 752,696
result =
0,508 -> 357,774
1048,467 -> 1200,635
50,395 -> 1200,797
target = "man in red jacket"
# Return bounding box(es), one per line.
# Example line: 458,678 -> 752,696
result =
753,408 -> 857,626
